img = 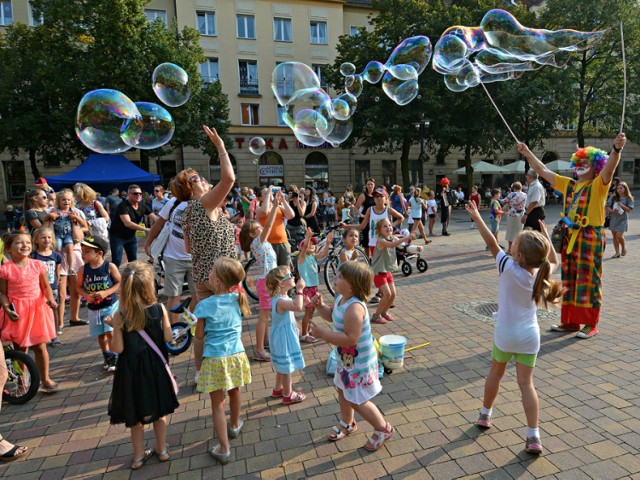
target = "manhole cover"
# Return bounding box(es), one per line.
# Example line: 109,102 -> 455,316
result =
454,301 -> 559,326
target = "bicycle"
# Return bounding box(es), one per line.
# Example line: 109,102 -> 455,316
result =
2,343 -> 40,405
166,297 -> 198,356
320,227 -> 369,296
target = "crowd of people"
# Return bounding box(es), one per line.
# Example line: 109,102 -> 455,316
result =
0,130 -> 633,467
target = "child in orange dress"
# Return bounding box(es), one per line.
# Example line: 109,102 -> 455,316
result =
0,231 -> 59,392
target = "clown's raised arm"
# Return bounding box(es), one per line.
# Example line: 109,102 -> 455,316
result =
516,143 -> 555,186
600,133 -> 626,185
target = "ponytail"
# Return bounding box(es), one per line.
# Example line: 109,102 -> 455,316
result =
532,259 -> 563,310
238,291 -> 251,317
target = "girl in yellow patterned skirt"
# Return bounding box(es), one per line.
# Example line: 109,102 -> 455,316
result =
194,257 -> 252,464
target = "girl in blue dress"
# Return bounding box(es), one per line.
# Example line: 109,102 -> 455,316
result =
265,266 -> 307,404
310,261 -> 393,452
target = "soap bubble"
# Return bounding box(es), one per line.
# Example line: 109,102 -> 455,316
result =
381,72 -> 419,106
340,62 -> 356,76
345,74 -> 364,97
331,93 -> 357,121
321,118 -> 353,145
385,36 -> 433,75
249,137 -> 266,155
252,158 -> 259,165
75,89 -> 143,154
387,64 -> 418,81
374,96 -> 380,102
271,62 -> 320,106
133,102 -> 175,150
363,61 -> 386,84
283,88 -> 332,138
152,63 -> 191,107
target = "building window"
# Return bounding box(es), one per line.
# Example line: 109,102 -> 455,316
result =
200,58 -> 219,83
305,152 -> 329,192
277,105 -> 287,126
197,11 -> 216,36
209,154 -> 237,183
349,26 -> 359,37
274,61 -> 294,100
157,160 -> 177,183
3,161 -> 26,200
382,160 -> 396,188
0,1 -> 13,26
241,104 -> 260,126
145,9 -> 167,24
310,21 -> 327,44
29,3 -> 43,26
354,160 -> 370,192
237,15 -> 256,39
239,60 -> 259,95
273,18 -> 292,42
311,64 -> 328,91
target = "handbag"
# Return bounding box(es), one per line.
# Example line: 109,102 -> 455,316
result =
149,200 -> 182,260
603,215 -> 611,229
137,327 -> 179,395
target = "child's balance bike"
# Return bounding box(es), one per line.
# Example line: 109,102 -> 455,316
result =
167,297 -> 197,356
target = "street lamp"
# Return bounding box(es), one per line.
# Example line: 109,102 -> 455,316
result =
412,115 -> 431,187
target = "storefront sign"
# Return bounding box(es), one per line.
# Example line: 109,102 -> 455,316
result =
235,137 -> 289,150
259,165 -> 284,177
296,141 -> 334,149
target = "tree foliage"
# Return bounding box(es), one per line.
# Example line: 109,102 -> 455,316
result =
0,0 -> 230,180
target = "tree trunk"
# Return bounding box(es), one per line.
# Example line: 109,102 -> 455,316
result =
401,136 -> 412,191
29,148 -> 40,181
140,149 -> 150,172
464,145 -> 473,195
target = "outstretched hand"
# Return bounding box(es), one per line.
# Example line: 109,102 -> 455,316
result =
203,125 -> 225,151
516,142 -> 531,156
465,200 -> 481,220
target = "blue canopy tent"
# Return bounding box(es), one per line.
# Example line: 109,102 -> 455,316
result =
46,154 -> 161,192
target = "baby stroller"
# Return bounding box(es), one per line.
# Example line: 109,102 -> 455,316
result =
396,242 -> 428,277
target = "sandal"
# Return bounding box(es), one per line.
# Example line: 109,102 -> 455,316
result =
370,314 -> 388,324
363,422 -> 394,452
154,448 -> 170,462
271,388 -> 284,398
282,391 -> 306,404
131,449 -> 154,470
612,253 -> 621,258
381,313 -> 394,322
300,334 -> 318,344
209,445 -> 231,464
69,319 -> 88,327
328,420 -> 357,442
253,350 -> 271,362
0,437 -> 28,462
41,381 -> 60,393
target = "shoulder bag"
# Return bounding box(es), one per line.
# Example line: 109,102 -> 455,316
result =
149,200 -> 182,260
137,327 -> 179,395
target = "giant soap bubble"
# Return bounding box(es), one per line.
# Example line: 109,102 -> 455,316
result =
152,63 -> 191,107
134,102 -> 175,150
75,89 -> 143,154
271,62 -> 320,107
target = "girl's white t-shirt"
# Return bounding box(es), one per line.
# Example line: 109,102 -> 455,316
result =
494,250 -> 540,354
426,199 -> 437,215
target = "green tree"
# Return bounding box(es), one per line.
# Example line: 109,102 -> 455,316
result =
0,0 -> 230,180
538,0 -> 640,146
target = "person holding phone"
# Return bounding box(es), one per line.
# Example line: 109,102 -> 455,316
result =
256,186 -> 295,267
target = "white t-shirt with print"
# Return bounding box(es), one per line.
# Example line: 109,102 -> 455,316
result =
494,250 -> 539,355
158,198 -> 191,261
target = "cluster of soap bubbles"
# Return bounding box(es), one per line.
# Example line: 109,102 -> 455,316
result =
270,36 -> 433,148
432,9 -> 608,92
76,63 -> 190,154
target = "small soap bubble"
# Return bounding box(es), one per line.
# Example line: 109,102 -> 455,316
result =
249,137 -> 266,155
374,96 -> 380,102
363,61 -> 386,84
340,62 -> 356,76
152,63 -> 191,107
75,89 -> 143,154
252,158 -> 259,165
134,102 -> 175,150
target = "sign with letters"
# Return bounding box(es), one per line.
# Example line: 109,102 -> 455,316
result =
259,165 -> 284,177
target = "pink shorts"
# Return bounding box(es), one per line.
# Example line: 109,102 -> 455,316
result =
256,278 -> 271,310
303,286 -> 318,308
373,272 -> 394,288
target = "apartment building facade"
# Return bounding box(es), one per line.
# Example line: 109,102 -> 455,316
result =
0,0 -> 637,204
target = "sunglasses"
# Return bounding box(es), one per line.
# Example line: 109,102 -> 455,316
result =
281,273 -> 293,282
154,189 -> 162,192
130,192 -> 143,196
189,174 -> 205,183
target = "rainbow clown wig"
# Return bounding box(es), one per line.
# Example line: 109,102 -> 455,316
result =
439,177 -> 450,186
570,147 -> 608,176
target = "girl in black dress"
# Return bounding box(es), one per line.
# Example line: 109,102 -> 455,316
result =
108,261 -> 179,470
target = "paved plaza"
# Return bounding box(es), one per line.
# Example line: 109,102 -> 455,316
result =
2,203 -> 640,480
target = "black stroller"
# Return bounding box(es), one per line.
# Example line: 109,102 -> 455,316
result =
396,243 -> 428,276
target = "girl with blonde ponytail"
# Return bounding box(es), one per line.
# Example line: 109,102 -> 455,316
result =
466,200 -> 561,457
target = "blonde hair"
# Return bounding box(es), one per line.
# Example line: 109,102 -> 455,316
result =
375,217 -> 391,237
73,183 -> 98,204
32,227 -> 55,250
239,220 -> 260,253
265,265 -> 290,297
114,261 -> 157,332
339,261 -> 372,301
516,230 -> 564,309
211,257 -> 251,316
55,188 -> 76,210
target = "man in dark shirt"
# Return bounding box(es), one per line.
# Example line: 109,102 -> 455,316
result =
105,188 -> 122,221
108,185 -> 157,266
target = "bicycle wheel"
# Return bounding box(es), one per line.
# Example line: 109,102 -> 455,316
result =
3,349 -> 40,405
166,321 -> 192,356
324,246 -> 370,297
243,258 -> 259,302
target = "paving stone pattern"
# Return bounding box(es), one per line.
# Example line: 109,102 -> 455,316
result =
2,204 -> 640,479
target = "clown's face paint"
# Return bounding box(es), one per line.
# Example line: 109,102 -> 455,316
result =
575,166 -> 591,177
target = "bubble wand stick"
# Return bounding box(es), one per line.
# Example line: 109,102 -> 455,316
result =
620,22 -> 627,134
480,83 -> 519,143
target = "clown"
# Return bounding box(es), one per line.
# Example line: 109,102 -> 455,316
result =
517,133 -> 627,339
437,177 -> 456,236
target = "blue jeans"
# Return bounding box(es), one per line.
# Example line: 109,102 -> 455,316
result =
109,233 -> 138,267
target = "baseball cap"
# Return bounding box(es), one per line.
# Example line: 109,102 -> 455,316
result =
34,177 -> 48,186
373,187 -> 387,197
80,236 -> 109,254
